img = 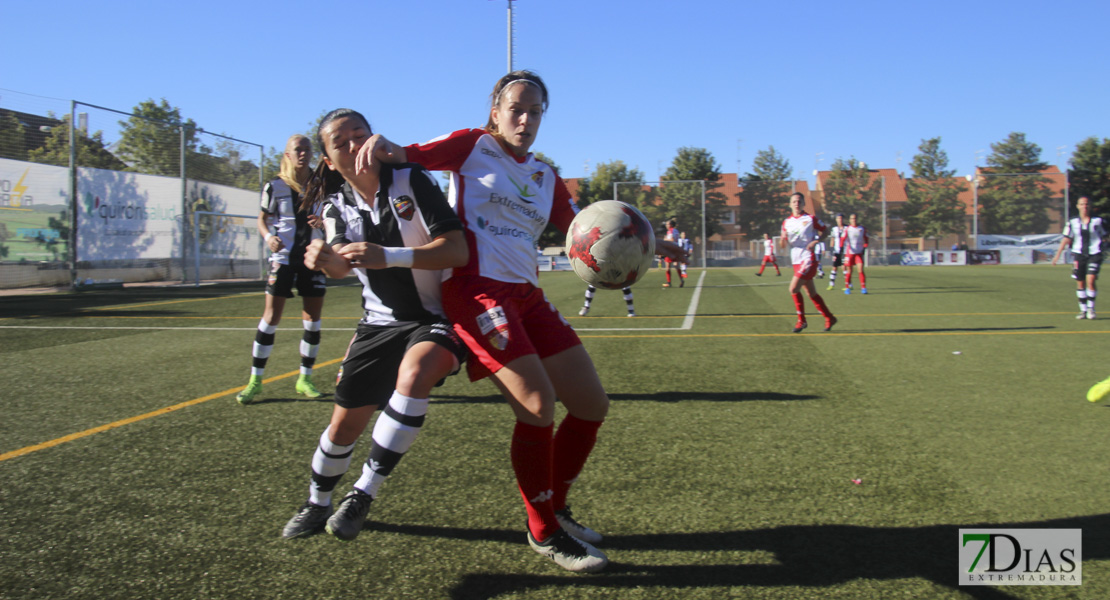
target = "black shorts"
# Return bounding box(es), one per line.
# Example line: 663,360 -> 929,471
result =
832,251 -> 844,268
1072,255 -> 1103,280
334,320 -> 468,409
266,257 -> 326,298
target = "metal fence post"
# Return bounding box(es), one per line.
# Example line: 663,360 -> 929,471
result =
68,100 -> 78,288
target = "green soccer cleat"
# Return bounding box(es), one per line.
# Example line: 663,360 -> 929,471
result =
296,375 -> 322,399
236,376 -> 263,405
1087,376 -> 1110,403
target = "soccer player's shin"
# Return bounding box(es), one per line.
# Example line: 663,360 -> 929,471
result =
352,392 -> 429,497
300,320 -> 321,376
552,414 -> 602,511
251,318 -> 277,376
309,427 -> 356,506
512,421 -> 558,541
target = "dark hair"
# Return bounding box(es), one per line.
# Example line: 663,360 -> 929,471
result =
300,109 -> 372,213
790,192 -> 805,201
485,70 -> 549,133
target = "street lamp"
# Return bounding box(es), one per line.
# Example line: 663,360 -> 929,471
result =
965,174 -> 978,249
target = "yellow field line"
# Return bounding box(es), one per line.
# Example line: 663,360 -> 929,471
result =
0,357 -> 343,463
580,330 -> 1110,339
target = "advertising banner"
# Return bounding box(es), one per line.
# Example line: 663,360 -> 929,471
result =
0,158 -> 70,261
1000,248 -> 1034,264
76,167 -> 182,262
978,234 -> 1063,251
934,251 -> 967,265
899,251 -> 933,266
968,250 -> 1001,265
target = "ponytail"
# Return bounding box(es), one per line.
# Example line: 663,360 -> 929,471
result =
300,161 -> 345,214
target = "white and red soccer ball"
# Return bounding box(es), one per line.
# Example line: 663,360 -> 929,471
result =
565,200 -> 656,289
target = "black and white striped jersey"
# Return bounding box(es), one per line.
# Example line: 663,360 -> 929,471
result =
322,164 -> 462,325
1063,216 -> 1106,257
261,178 -> 319,265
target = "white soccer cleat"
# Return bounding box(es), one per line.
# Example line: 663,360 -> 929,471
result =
1088,310 -> 1097,320
556,507 -> 602,544
578,307 -> 589,317
1077,312 -> 1088,319
528,529 -> 608,573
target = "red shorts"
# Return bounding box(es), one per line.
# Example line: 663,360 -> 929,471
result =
761,255 -> 778,265
792,256 -> 818,280
442,275 -> 582,382
846,253 -> 865,267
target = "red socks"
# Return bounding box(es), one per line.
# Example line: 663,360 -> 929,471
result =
511,421 -> 558,541
552,414 -> 602,511
792,292 -> 806,321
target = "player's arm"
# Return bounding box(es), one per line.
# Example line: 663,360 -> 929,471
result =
1051,235 -> 1072,266
336,230 -> 467,270
258,210 -> 282,253
355,133 -> 408,175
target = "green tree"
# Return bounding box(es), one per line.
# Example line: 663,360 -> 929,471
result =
901,137 -> 967,246
659,147 -> 725,240
0,112 -> 29,161
116,98 -> 198,176
26,113 -> 125,170
1069,137 -> 1110,215
34,207 -> 70,261
0,222 -> 10,259
977,132 -> 1052,235
739,146 -> 793,237
821,157 -> 882,224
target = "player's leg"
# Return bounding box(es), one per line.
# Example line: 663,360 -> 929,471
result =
332,334 -> 461,540
1086,271 -> 1098,319
844,259 -> 854,293
237,280 -> 288,404
579,285 -> 595,316
1074,261 -> 1089,318
492,354 -> 607,572
803,277 -> 836,330
296,295 -> 325,398
663,260 -> 673,287
756,256 -> 765,276
788,271 -> 807,332
543,344 -> 608,543
858,263 -> 868,293
623,287 -> 636,316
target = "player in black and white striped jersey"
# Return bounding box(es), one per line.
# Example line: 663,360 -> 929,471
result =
1052,196 -> 1106,320
236,134 -> 327,405
280,109 -> 469,542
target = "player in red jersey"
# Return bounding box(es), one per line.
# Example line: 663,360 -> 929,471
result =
840,213 -> 869,294
755,232 -> 781,276
780,192 -> 837,333
355,70 -> 684,573
662,219 -> 684,287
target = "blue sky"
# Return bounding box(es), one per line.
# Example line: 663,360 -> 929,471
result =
2,0 -> 1106,184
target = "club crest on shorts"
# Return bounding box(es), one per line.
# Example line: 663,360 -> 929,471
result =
476,306 -> 510,351
392,195 -> 415,221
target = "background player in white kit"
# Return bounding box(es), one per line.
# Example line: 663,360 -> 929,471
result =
840,213 -> 869,294
780,192 -> 837,333
1052,196 -> 1106,319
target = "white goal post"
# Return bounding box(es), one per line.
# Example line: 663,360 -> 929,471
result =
192,211 -> 266,287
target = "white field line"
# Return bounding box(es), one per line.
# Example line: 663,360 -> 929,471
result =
575,270 -> 706,332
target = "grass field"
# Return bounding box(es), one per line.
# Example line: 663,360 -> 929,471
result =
0,265 -> 1107,600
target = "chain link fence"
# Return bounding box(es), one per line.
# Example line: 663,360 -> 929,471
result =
1,88 -> 268,289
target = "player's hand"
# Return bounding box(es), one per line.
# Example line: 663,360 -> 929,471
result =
306,214 -> 323,230
656,238 -> 686,262
304,239 -> 336,271
355,134 -> 399,176
267,235 -> 284,253
338,242 -> 388,269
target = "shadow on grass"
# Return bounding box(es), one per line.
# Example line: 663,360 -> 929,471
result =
431,391 -> 818,405
252,394 -> 334,405
887,326 -> 1056,334
367,513 -> 1106,600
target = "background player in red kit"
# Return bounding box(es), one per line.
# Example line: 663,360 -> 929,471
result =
841,213 -> 869,294
755,232 -> 781,276
780,192 -> 837,333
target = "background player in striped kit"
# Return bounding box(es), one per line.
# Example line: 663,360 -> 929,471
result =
780,192 -> 837,333
826,213 -> 846,290
1052,196 -> 1106,320
279,109 -> 468,542
356,70 -> 685,573
236,134 -> 327,404
578,284 -> 636,317
678,231 -> 693,281
840,213 -> 869,294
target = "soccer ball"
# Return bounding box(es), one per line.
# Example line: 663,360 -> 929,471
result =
565,200 -> 656,289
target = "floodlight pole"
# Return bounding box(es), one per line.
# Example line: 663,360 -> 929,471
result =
614,179 -> 707,268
